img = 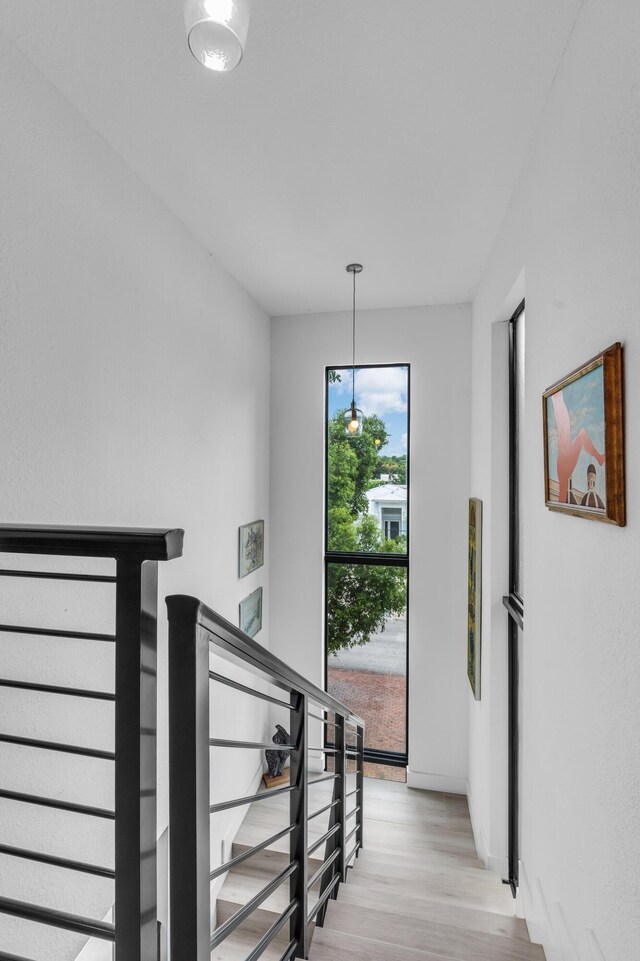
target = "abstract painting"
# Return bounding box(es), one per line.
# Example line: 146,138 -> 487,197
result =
467,498 -> 482,700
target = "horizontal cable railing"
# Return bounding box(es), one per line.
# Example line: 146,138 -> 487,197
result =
0,524 -> 183,961
167,594 -> 365,961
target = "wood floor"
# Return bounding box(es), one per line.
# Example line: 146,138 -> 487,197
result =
212,776 -> 545,961
312,778 -> 545,961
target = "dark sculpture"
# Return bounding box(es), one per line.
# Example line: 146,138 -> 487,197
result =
265,724 -> 290,778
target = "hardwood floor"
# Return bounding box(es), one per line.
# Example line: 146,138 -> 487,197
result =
212,775 -> 545,961
310,778 -> 545,961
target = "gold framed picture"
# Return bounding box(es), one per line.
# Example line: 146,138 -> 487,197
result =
542,342 -> 625,526
467,498 -> 482,700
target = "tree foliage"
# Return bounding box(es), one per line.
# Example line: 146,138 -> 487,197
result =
372,454 -> 407,484
327,409 -> 406,654
328,412 -> 389,520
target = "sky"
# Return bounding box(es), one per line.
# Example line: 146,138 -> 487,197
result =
328,365 -> 409,457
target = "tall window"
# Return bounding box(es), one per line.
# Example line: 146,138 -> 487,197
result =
324,364 -> 409,772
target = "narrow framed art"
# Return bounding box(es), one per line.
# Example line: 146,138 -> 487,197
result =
467,497 -> 482,700
240,587 -> 262,638
542,342 -> 625,526
238,519 -> 265,578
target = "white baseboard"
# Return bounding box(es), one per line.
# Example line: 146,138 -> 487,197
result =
465,780 -> 488,863
519,861 -> 608,961
406,769 -> 467,795
465,780 -> 509,878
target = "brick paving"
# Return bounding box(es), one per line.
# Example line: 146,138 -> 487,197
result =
328,666 -> 406,782
363,761 -> 407,783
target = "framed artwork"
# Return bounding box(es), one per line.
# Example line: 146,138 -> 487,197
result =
467,498 -> 482,701
240,587 -> 263,638
543,342 -> 625,526
239,519 -> 265,578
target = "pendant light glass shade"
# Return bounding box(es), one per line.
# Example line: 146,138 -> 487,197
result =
344,403 -> 364,437
344,263 -> 364,437
184,0 -> 250,72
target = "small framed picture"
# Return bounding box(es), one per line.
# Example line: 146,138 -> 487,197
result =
467,498 -> 482,700
543,342 -> 625,526
239,519 -> 265,578
240,587 -> 263,639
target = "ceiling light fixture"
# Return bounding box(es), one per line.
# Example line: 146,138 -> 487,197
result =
344,264 -> 364,438
184,0 -> 250,72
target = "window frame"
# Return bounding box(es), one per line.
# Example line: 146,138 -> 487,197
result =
504,299 -> 525,896
323,362 -> 411,769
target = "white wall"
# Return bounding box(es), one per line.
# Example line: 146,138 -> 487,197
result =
0,33 -> 271,959
468,1 -> 640,959
270,304 -> 471,793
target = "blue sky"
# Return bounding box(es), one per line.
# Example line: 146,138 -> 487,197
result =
328,366 -> 409,457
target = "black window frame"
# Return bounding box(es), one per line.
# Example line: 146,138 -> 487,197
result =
324,362 -> 410,769
503,299 -> 525,896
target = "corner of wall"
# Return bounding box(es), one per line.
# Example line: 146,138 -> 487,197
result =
406,769 -> 467,795
466,779 -> 509,878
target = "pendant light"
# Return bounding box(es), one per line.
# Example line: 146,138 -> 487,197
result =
344,263 -> 364,437
184,0 -> 250,72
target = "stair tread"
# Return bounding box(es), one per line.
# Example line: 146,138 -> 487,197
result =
320,900 -> 544,960
309,928 -> 467,961
209,918 -> 289,961
231,842 -> 323,874
215,777 -> 545,961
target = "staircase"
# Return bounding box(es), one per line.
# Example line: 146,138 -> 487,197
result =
310,778 -> 545,961
207,772 -> 546,961
167,594 -> 365,961
0,529 -> 547,961
212,780 -> 337,960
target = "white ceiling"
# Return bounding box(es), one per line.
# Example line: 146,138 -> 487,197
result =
2,1 -> 582,315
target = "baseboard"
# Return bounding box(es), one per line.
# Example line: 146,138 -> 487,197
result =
406,769 -> 467,795
465,779 -> 488,863
519,861 -> 608,961
465,779 -> 509,878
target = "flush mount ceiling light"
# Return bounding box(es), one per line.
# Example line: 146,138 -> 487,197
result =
184,0 -> 250,72
344,264 -> 364,438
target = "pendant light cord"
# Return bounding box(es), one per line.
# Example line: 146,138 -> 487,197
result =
352,267 -> 356,406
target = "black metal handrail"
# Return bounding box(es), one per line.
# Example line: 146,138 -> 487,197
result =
167,594 -> 365,961
0,524 -> 183,961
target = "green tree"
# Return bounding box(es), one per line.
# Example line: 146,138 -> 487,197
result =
373,454 -> 407,484
326,409 -> 407,653
328,411 -> 389,522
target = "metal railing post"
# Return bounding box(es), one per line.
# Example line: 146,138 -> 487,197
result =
0,525 -> 182,961
356,723 -> 364,855
289,692 -> 308,958
335,714 -> 347,883
167,596 -> 211,961
114,556 -> 160,961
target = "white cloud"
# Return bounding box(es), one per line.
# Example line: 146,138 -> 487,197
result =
354,367 -> 407,416
329,369 -> 353,397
